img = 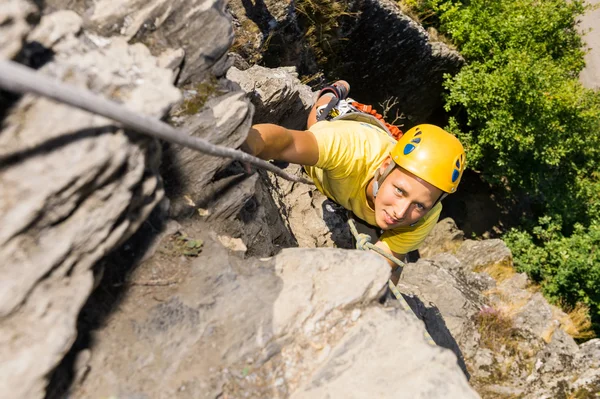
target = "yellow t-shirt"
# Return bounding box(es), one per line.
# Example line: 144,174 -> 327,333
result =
304,120 -> 442,254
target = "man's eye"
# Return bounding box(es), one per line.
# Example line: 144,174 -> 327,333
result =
415,203 -> 425,211
395,187 -> 403,196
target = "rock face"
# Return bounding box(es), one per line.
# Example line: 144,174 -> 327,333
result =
228,0 -> 464,124
46,0 -> 233,84
227,65 -> 315,130
337,0 -> 464,123
3,1 -> 597,398
0,0 -> 38,59
402,218 -> 600,398
71,225 -> 479,398
226,65 -> 354,250
1,5 -> 186,399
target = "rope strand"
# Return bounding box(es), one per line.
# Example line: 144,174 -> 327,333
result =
0,59 -> 313,185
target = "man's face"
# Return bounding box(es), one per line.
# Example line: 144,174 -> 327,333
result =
373,158 -> 443,230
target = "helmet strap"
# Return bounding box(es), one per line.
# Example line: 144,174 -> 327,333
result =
433,192 -> 448,207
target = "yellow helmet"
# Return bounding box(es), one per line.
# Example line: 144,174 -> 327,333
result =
390,124 -> 466,193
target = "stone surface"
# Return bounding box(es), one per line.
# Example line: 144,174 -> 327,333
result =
266,165 -> 353,249
405,217 -> 600,398
291,307 -> 480,399
70,227 -> 477,398
419,217 -> 464,259
27,10 -> 82,48
47,0 -> 234,83
578,0 -> 600,89
228,0 -> 463,123
335,0 -> 464,123
227,65 -> 315,130
0,0 -> 37,58
161,90 -> 253,218
0,11 -> 181,399
455,238 -> 514,272
512,293 -> 556,338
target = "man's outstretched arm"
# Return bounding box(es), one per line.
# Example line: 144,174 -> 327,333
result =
245,124 -> 319,166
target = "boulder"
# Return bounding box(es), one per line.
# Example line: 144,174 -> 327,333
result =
419,217 -> 464,259
227,65 -> 314,130
160,90 -> 254,218
455,239 -> 514,272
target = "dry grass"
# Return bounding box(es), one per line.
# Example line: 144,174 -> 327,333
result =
541,323 -> 558,343
476,306 -> 519,353
395,0 -> 456,48
295,0 -> 355,66
476,261 -> 516,283
171,78 -> 221,117
560,302 -> 595,340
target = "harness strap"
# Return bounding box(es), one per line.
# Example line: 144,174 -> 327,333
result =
317,95 -> 340,122
351,101 -> 403,140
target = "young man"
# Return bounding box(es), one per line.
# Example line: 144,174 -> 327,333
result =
244,81 -> 466,269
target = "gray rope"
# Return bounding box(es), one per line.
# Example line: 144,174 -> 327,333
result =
347,218 -> 436,346
0,59 -> 313,185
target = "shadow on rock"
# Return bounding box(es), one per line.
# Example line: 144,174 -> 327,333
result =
321,199 -> 353,249
384,290 -> 471,380
45,205 -> 171,398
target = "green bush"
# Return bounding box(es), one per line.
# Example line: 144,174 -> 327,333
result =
436,0 -> 600,226
412,0 -> 600,333
504,219 -> 600,328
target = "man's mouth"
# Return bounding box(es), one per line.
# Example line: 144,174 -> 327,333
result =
383,210 -> 401,225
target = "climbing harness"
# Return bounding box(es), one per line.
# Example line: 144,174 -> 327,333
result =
316,95 -> 404,140
347,218 -> 436,347
0,59 -> 312,185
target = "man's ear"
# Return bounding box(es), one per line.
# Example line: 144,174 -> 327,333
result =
379,156 -> 393,174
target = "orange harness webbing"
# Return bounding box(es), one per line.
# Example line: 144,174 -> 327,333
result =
350,101 -> 404,140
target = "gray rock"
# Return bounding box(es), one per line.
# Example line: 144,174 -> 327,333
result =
400,257 -> 485,339
576,338 -> 600,368
266,164 -> 353,250
471,348 -> 495,379
0,18 -> 180,398
292,307 -> 480,399
27,10 -> 82,48
161,91 -> 253,218
47,0 -> 233,83
72,228 -> 478,398
0,0 -> 37,58
227,65 -> 315,129
419,217 -> 465,259
397,257 -> 484,377
512,293 -> 557,339
455,239 -> 514,272
523,328 -> 582,397
334,0 -> 465,123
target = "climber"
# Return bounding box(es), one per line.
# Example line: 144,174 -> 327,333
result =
243,80 -> 466,270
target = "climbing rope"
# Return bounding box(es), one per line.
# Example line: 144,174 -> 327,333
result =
0,59 -> 313,185
347,218 -> 436,346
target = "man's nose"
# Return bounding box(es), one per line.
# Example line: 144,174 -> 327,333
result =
392,199 -> 410,219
